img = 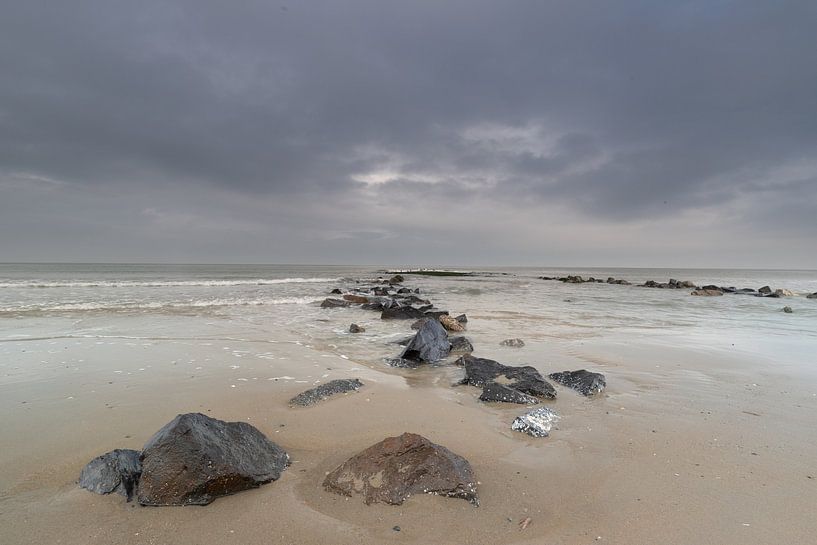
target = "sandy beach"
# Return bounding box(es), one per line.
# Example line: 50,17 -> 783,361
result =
2,267 -> 816,545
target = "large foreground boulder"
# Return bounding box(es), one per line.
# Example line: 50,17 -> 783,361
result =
290,379 -> 364,406
548,369 -> 606,396
79,449 -> 142,501
399,319 -> 450,364
457,355 -> 556,399
137,413 -> 289,506
323,432 -> 478,506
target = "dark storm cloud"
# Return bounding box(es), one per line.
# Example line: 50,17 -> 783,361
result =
1,0 -> 815,265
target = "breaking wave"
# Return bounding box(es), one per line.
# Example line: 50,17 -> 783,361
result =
0,277 -> 339,289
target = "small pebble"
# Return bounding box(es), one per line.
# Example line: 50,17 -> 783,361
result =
392,526 -> 401,532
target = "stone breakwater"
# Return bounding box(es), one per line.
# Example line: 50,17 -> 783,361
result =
79,272 -> 606,512
539,274 -> 814,299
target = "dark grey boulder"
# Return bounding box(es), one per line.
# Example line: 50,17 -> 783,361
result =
455,314 -> 468,324
290,379 -> 364,406
548,369 -> 606,396
782,306 -> 793,313
400,319 -> 450,364
323,432 -> 478,506
397,287 -> 412,294
137,413 -> 289,506
321,298 -> 350,308
79,449 -> 142,501
758,285 -> 772,294
389,274 -> 405,284
449,336 -> 474,354
479,383 -> 539,404
398,294 -> 432,306
808,293 -> 817,299
457,355 -> 556,399
424,310 -> 450,320
349,323 -> 365,333
330,288 -> 343,294
381,306 -> 426,320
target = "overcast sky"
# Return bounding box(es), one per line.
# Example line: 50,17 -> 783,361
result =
1,1 -> 815,267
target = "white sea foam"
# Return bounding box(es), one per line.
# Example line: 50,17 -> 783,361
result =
0,296 -> 325,313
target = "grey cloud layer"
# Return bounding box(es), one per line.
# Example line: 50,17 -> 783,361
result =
1,0 -> 815,265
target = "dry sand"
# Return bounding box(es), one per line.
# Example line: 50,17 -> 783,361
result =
1,336 -> 816,545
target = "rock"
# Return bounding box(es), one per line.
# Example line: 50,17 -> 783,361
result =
439,314 -> 465,332
322,432 -> 478,506
424,310 -> 450,320
373,287 -> 391,296
343,294 -> 369,304
782,306 -> 793,313
349,323 -> 365,333
137,413 -> 289,506
330,288 -> 343,294
678,280 -> 696,288
479,383 -> 539,404
399,294 -> 431,305
79,449 -> 142,501
457,355 -> 556,399
411,317 -> 431,330
758,285 -> 772,294
290,379 -> 364,406
362,301 -> 387,311
455,314 -> 468,324
397,288 -> 412,294
500,338 -> 525,348
400,319 -> 450,364
381,306 -> 426,320
691,289 -> 723,296
389,274 -> 405,284
321,298 -> 350,308
548,369 -> 606,396
775,289 -> 794,297
449,336 -> 474,354
511,408 -> 560,438
808,293 -> 817,299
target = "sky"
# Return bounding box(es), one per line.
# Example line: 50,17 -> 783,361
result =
1,0 -> 815,268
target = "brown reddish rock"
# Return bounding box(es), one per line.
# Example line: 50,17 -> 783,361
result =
322,432 -> 478,506
439,314 -> 465,332
343,294 -> 369,304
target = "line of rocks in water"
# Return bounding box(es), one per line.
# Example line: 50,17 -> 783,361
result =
79,272 -> 608,511
540,274 -> 816,300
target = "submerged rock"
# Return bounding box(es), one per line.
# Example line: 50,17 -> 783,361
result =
457,355 -> 556,399
343,294 -> 369,304
455,314 -> 468,324
389,274 -> 405,284
479,383 -> 539,404
548,369 -> 606,396
449,336 -> 474,354
349,323 -> 365,333
381,306 -> 426,320
782,306 -> 793,314
511,407 -> 560,437
500,338 -> 525,348
290,379 -> 364,406
137,413 -> 289,506
322,432 -> 478,506
79,449 -> 142,501
330,288 -> 343,294
321,298 -> 350,308
808,293 -> 817,299
439,314 -> 465,332
400,319 -> 450,364
690,289 -> 723,296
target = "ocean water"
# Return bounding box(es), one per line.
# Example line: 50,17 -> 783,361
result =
1,264 -> 816,370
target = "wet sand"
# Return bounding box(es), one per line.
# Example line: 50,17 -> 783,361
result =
2,331 -> 816,545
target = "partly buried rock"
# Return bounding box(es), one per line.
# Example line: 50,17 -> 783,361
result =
349,323 -> 365,333
458,355 -> 556,399
137,413 -> 289,506
511,407 -> 560,437
290,379 -> 363,406
782,306 -> 793,314
548,369 -> 606,396
691,289 -> 723,296
479,383 -> 538,404
439,314 -> 465,332
400,319 -> 450,364
321,298 -> 350,308
449,336 -> 474,354
79,449 -> 142,501
323,432 -> 478,506
381,305 -> 426,320
500,338 -> 525,348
